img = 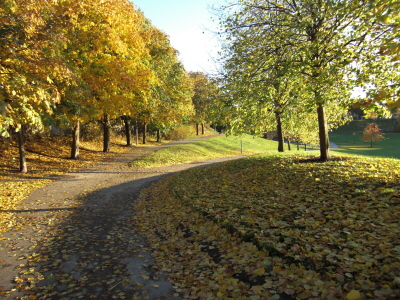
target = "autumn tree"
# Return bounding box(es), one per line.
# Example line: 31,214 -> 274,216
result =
0,0 -> 73,171
361,123 -> 386,148
189,72 -> 219,136
56,0 -> 152,153
130,14 -> 194,144
216,0 -> 386,161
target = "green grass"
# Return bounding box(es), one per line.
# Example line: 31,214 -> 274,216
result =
330,132 -> 400,159
129,134 -> 291,168
131,120 -> 400,169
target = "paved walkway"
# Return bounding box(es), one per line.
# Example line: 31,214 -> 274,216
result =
0,138 -> 244,300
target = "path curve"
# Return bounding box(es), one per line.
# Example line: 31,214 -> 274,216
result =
0,138 -> 245,300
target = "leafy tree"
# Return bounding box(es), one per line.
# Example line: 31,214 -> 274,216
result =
361,122 -> 386,147
217,0 -> 387,161
54,0 -> 152,152
189,72 -> 219,135
0,0 -> 74,171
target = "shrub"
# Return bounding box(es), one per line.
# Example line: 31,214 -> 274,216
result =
165,126 -> 193,140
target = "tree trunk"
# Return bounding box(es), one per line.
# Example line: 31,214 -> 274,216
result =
305,144 -> 307,151
275,111 -> 284,152
201,123 -> 205,135
123,117 -> 131,146
156,129 -> 161,143
317,103 -> 330,161
287,138 -> 291,151
70,120 -> 80,159
142,121 -> 147,145
297,141 -> 300,150
196,123 -> 199,136
135,120 -> 139,146
102,114 -> 111,152
17,125 -> 27,173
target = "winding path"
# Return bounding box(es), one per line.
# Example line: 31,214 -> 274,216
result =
0,138 -> 244,300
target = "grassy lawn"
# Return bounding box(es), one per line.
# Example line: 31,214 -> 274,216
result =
330,132 -> 400,160
129,134 -> 287,168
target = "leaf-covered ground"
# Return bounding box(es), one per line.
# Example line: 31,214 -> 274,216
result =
133,155 -> 400,299
0,137 -> 135,233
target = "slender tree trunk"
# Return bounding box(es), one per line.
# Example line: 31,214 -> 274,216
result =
17,125 -> 27,173
201,123 -> 205,135
9,127 -> 14,143
142,121 -> 147,145
102,114 -> 111,152
156,129 -> 161,143
317,103 -> 330,161
297,141 -> 300,150
305,144 -> 307,151
287,138 -> 291,151
275,111 -> 284,152
196,123 -> 199,136
135,120 -> 139,146
70,120 -> 80,160
123,117 -> 131,146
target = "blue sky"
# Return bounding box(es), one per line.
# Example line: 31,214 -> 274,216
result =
133,0 -> 222,75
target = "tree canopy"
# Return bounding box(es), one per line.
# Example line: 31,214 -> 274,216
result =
216,0 -> 397,161
0,0 -> 198,171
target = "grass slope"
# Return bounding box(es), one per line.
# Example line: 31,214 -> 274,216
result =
134,155 -> 400,299
129,134 -> 306,168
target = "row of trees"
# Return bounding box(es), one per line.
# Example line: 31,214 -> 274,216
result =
214,0 -> 399,161
0,0 -> 218,172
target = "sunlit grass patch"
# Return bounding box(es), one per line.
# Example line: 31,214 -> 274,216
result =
130,134 -> 283,168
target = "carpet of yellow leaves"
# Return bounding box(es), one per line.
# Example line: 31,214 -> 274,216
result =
133,155 -> 400,299
0,136 -> 132,233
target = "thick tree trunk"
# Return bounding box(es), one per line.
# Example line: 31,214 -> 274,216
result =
70,120 -> 80,160
287,138 -> 291,151
317,103 -> 330,161
102,114 -> 111,152
196,123 -> 199,136
123,117 -> 131,146
275,112 -> 284,152
156,129 -> 161,143
201,123 -> 205,135
142,121 -> 147,145
17,125 -> 27,173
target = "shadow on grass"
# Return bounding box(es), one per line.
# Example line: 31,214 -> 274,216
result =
330,132 -> 400,160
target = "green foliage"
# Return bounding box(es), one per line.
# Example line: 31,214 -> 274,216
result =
189,72 -> 220,125
215,0 -> 392,161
